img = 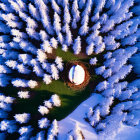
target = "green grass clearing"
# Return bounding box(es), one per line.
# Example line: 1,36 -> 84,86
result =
0,48 -> 103,122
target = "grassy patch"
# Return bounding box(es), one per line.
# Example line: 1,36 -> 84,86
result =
0,49 -> 104,122
56,47 -> 79,62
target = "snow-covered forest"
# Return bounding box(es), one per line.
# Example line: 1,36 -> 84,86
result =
0,0 -> 139,139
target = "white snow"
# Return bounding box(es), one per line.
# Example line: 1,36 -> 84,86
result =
58,94 -> 102,140
58,93 -> 140,140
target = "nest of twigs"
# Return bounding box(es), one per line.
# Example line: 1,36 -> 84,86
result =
61,61 -> 90,90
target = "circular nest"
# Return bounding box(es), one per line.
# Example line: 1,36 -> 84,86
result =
62,61 -> 90,90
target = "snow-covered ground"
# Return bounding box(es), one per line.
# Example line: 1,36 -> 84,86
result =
58,93 -> 140,140
58,94 -> 101,140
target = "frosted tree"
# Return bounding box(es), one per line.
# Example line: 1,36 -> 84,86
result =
0,120 -> 17,133
82,0 -> 93,16
65,29 -> 73,47
104,52 -> 112,59
19,40 -> 37,55
90,109 -> 100,126
18,54 -> 32,65
44,100 -> 53,109
51,94 -> 61,107
73,123 -> 83,140
51,0 -> 61,14
87,107 -> 93,119
41,40 -> 52,54
64,6 -> 71,24
33,65 -> 44,77
86,30 -> 100,44
5,60 -> 17,70
12,79 -> 28,88
67,135 -> 74,140
57,32 -> 64,45
37,49 -> 47,63
28,3 -> 40,21
38,106 -> 49,116
11,29 -> 27,39
96,81 -> 109,92
104,58 -> 116,68
39,30 -> 48,41
0,65 -> 11,74
43,74 -> 52,85
38,118 -> 49,129
94,42 -> 105,54
50,64 -> 59,80
92,22 -> 101,31
0,120 -> 9,131
17,64 -> 31,74
102,88 -> 115,97
86,42 -> 94,55
4,96 -> 14,104
95,66 -> 106,75
50,37 -> 58,49
28,80 -> 38,88
14,113 -> 30,124
36,131 -> 45,140
6,120 -> 17,134
53,12 -> 61,34
17,91 -> 30,99
73,36 -> 81,55
101,20 -> 114,33
55,56 -> 64,71
103,68 -> 112,78
0,94 -> 5,102
71,0 -> 80,29
18,125 -> 33,136
47,119 -> 58,139
0,102 -> 12,112
108,65 -> 133,86
90,57 -> 98,65
79,21 -> 89,35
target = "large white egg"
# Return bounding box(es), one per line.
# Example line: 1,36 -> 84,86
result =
69,65 -> 85,85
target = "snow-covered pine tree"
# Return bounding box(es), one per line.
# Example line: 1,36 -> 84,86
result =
73,122 -> 83,140
50,64 -> 59,80
95,66 -> 106,75
12,78 -> 28,88
96,81 -> 109,92
38,118 -> 49,129
90,109 -> 100,126
51,94 -> 61,107
36,131 -> 45,140
90,57 -> 98,65
41,40 -> 53,54
47,119 -> 58,139
43,74 -> 52,85
17,91 -> 30,99
14,113 -> 30,124
51,0 -> 61,14
28,80 -> 38,88
86,42 -> 94,55
53,12 -> 61,34
18,125 -> 33,136
38,106 -> 49,116
73,36 -> 81,55
55,56 -> 64,71
71,0 -> 80,29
